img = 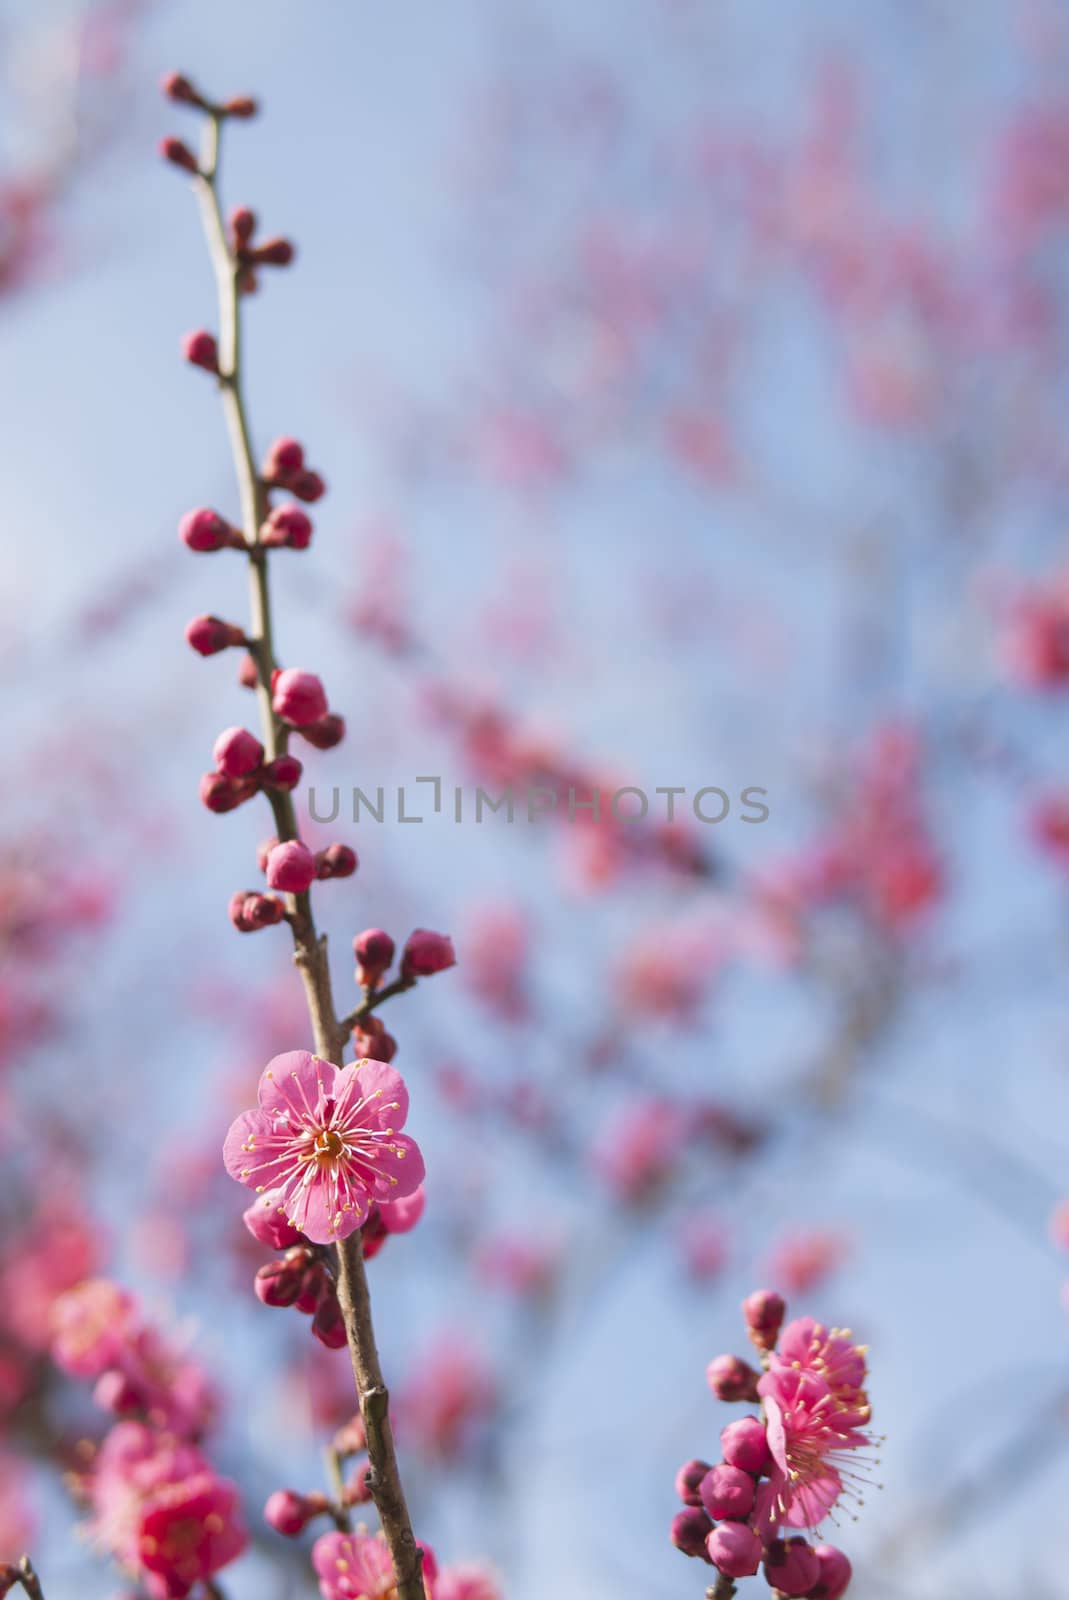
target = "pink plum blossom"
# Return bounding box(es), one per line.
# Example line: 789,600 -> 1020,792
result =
224,1051 -> 424,1243
435,1565 -> 504,1600
755,1364 -> 872,1532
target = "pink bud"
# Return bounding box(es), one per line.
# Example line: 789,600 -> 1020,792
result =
764,1538 -> 821,1597
809,1545 -> 852,1600
254,1256 -> 306,1308
186,614 -> 245,655
261,504 -> 312,549
352,1016 -> 398,1063
720,1415 -> 771,1475
699,1463 -> 755,1522
179,507 -> 235,552
378,1185 -> 425,1234
182,329 -> 219,372
315,844 -> 358,880
263,753 -> 303,790
238,652 -> 260,689
264,1489 -> 324,1537
299,713 -> 346,750
229,891 -> 285,932
401,928 -> 456,980
742,1288 -> 786,1351
674,1459 -> 712,1508
263,437 -> 305,476
272,668 -> 328,727
354,928 -> 395,988
223,94 -> 259,118
257,837 -> 280,873
161,72 -> 202,105
251,236 -> 295,267
670,1508 -> 714,1563
291,469 -> 326,503
312,1288 -> 348,1349
201,771 -> 257,813
230,206 -> 257,247
706,1352 -> 760,1402
706,1521 -> 761,1579
213,726 -> 265,779
243,1198 -> 305,1249
265,840 -> 317,894
160,135 -> 199,173
294,1263 -> 327,1315
1050,1197 -> 1069,1251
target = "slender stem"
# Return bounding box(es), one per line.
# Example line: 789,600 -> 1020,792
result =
338,974 -> 416,1035
325,1444 -> 354,1532
706,1578 -> 736,1600
15,1561 -> 45,1600
190,112 -> 423,1600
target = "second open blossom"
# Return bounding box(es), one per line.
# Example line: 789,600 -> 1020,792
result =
223,1050 -> 424,1244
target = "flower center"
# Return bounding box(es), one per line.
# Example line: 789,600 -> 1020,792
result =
315,1127 -> 345,1161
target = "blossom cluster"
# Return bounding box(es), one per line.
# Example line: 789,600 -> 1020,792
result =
311,1528 -> 501,1600
672,1291 -> 873,1596
48,1280 -> 244,1596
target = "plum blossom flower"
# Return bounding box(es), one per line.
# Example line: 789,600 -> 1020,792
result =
312,1530 -> 436,1600
435,1565 -> 504,1600
771,1317 -> 869,1408
224,1051 -> 424,1244
755,1363 -> 872,1532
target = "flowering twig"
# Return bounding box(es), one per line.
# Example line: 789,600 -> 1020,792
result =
163,80 -> 425,1600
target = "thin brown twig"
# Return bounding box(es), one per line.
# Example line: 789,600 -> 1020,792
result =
185,105 -> 424,1600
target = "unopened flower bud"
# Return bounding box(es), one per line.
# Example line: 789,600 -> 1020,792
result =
743,1288 -> 786,1351
213,726 -> 265,779
401,928 -> 456,980
764,1538 -> 821,1597
238,652 -> 260,689
264,1488 -> 327,1536
254,1256 -> 306,1308
670,1508 -> 714,1562
354,928 -> 395,988
265,840 -> 317,894
182,329 -> 219,372
201,771 -> 257,813
294,1263 -> 327,1315
161,71 -> 203,105
179,507 -> 236,552
720,1415 -> 771,1475
312,1288 -> 347,1349
251,236 -> 295,266
809,1545 -> 852,1600
674,1459 -> 712,1508
263,437 -> 305,477
243,1197 -> 305,1249
316,844 -> 358,880
699,1463 -> 755,1522
263,753 -> 303,790
706,1352 -> 760,1402
223,94 -> 259,118
229,891 -> 285,932
299,713 -> 346,750
352,1015 -> 397,1063
160,136 -> 199,173
261,504 -> 312,549
186,614 -> 245,655
272,668 -> 328,727
230,206 -> 257,247
707,1521 -> 762,1579
292,469 -> 326,502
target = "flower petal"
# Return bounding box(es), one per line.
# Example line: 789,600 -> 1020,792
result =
223,1110 -> 295,1192
338,1058 -> 410,1130
258,1050 -> 337,1123
367,1132 -> 425,1202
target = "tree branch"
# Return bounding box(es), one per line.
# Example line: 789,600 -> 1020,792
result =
187,105 -> 423,1600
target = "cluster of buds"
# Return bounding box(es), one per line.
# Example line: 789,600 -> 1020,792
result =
672,1291 -> 871,1598
244,1184 -> 425,1348
264,1417 -> 371,1539
256,838 -> 358,895
227,204 -> 295,295
200,724 -> 302,817
350,928 -> 457,1062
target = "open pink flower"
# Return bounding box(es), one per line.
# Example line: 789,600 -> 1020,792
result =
755,1365 -> 872,1533
312,1530 -> 436,1600
224,1051 -> 424,1244
138,1472 -> 247,1598
772,1317 -> 868,1409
